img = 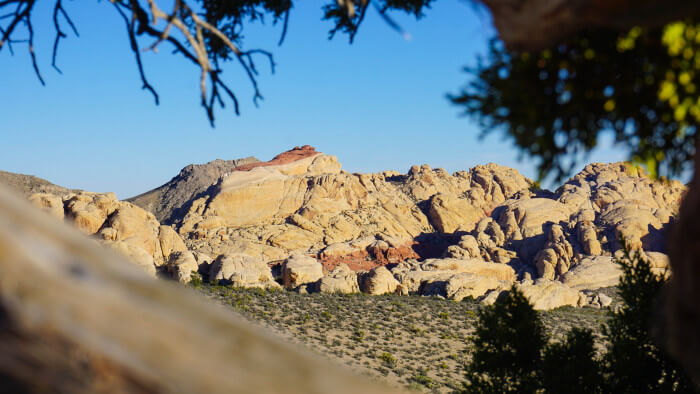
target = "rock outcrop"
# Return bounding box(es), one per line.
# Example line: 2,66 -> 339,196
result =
11,148 -> 686,310
360,266 -> 401,295
0,169 -> 77,197
128,156 -> 260,223
209,254 -> 279,288
282,254 -> 324,290
560,256 -> 622,290
317,264 -> 359,294
28,191 -> 189,277
517,279 -> 584,310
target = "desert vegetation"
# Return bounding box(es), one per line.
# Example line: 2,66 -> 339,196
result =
198,282 -> 611,392
197,243 -> 697,393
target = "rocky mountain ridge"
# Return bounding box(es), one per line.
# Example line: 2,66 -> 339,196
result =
10,145 -> 685,310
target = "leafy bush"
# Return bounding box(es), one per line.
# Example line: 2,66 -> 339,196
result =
189,272 -> 203,288
460,241 -> 698,393
461,286 -> 547,393
602,245 -> 697,392
380,352 -> 396,367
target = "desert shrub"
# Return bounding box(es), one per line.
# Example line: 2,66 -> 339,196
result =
541,327 -> 602,393
461,286 -> 547,393
188,272 -> 203,288
380,352 -> 396,367
460,240 -> 698,393
602,244 -> 697,393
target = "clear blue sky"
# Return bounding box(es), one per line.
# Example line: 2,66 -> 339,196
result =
1,1 -> 627,199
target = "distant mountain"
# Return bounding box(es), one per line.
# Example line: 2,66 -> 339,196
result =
0,170 -> 78,197
128,156 -> 260,224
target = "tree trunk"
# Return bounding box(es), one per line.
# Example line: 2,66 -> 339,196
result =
479,0 -> 700,50
666,136 -> 700,382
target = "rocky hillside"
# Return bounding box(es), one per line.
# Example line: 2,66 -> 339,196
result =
128,156 -> 260,224
14,145 -> 686,310
0,170 -> 78,197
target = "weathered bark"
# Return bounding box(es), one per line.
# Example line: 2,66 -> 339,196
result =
666,137 -> 700,383
0,184 -> 402,394
479,0 -> 700,50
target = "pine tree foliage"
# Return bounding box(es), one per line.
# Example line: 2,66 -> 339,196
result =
461,242 -> 699,393
603,243 -> 698,393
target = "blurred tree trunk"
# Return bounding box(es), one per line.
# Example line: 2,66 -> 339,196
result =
480,0 -> 700,50
666,136 -> 700,383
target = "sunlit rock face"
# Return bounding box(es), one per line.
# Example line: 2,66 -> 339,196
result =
16,146 -> 684,310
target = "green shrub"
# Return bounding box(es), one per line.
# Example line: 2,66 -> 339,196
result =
602,244 -> 697,392
460,239 -> 699,393
380,352 -> 396,367
541,327 -> 602,393
461,286 -> 546,393
188,272 -> 203,288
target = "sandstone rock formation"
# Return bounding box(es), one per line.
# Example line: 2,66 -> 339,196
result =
167,251 -> 199,284
0,183 -> 399,394
360,266 -> 400,295
517,279 -> 584,310
27,190 -> 189,277
316,264 -> 359,294
173,147 -> 533,274
391,258 -> 516,300
209,254 -> 279,288
560,256 -> 622,290
282,254 -> 324,290
128,156 -> 260,223
8,149 -> 687,311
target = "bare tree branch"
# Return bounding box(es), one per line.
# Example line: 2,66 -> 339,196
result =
113,1 -> 159,105
278,9 -> 290,46
52,0 -> 79,74
1,0 -> 286,125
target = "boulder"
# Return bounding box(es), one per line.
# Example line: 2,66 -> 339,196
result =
533,224 -> 574,279
428,193 -> 483,233
576,221 -> 602,255
209,254 -> 279,288
282,254 -> 323,290
167,251 -> 199,284
360,266 -> 400,295
420,258 -> 516,282
104,240 -> 156,278
65,193 -> 119,234
97,203 -> 162,265
28,192 -> 64,219
158,225 -> 188,261
317,264 -> 359,294
498,198 -> 572,239
560,256 -> 622,290
517,279 -> 583,310
420,272 -> 501,301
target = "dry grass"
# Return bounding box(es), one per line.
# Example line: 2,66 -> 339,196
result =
199,285 -> 616,393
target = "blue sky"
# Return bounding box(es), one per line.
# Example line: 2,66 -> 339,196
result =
1,1 -> 628,198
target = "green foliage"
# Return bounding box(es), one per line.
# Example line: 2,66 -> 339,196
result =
352,328 -> 365,342
410,369 -> 434,389
460,242 -> 698,393
189,272 -> 203,288
380,351 -> 396,366
198,0 -> 293,59
323,0 -> 433,42
462,286 -> 546,393
451,22 -> 700,182
541,327 -> 602,393
602,242 -> 697,393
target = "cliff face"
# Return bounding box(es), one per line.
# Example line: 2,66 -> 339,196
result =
127,156 -> 260,224
9,146 -> 686,310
